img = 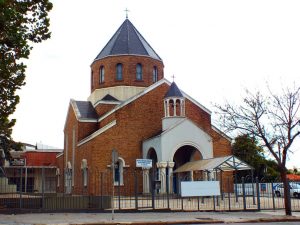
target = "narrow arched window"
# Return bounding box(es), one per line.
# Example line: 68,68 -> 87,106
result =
136,63 -> 143,80
116,63 -> 123,80
153,66 -> 158,82
114,158 -> 124,185
91,70 -> 94,89
99,66 -> 104,83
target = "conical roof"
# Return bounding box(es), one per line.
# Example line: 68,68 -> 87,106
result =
95,19 -> 162,61
165,82 -> 184,98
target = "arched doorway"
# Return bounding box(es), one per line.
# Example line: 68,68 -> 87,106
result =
146,148 -> 158,192
172,145 -> 202,193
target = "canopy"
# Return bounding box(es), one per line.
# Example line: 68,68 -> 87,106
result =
173,155 -> 253,173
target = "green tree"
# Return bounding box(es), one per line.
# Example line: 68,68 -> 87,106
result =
215,86 -> 300,215
0,0 -> 52,158
232,134 -> 279,180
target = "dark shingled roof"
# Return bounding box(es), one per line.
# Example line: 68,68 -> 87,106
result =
165,82 -> 183,98
101,94 -> 119,101
75,101 -> 98,119
95,19 -> 162,61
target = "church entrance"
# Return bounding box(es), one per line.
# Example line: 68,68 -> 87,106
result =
147,148 -> 158,193
172,145 -> 202,194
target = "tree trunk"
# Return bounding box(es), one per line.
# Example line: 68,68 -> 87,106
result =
281,169 -> 292,216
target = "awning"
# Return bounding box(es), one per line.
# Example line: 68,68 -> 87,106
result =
173,155 -> 253,173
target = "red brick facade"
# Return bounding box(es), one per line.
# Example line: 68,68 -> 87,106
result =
91,55 -> 164,92
61,80 -> 232,195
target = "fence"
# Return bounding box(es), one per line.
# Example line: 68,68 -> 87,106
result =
1,167 -> 300,213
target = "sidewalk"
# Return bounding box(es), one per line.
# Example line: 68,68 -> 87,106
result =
1,210 -> 300,225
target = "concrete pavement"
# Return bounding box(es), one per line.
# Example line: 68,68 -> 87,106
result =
0,210 -> 300,225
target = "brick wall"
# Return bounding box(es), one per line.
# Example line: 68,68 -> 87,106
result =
91,55 -> 164,92
62,81 -> 233,195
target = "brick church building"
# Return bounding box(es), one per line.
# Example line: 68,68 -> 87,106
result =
57,18 -> 232,195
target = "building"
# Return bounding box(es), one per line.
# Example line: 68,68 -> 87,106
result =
2,144 -> 62,193
58,18 -> 232,195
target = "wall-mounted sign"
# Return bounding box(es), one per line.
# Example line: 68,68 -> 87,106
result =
136,159 -> 152,168
10,159 -> 25,166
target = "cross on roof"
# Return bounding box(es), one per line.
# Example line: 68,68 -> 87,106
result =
125,8 -> 130,19
171,75 -> 176,82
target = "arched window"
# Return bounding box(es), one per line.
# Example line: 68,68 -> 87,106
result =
136,63 -> 143,80
81,159 -> 88,187
91,70 -> 94,89
99,66 -> 104,83
114,158 -> 125,185
116,63 -> 123,80
153,66 -> 158,82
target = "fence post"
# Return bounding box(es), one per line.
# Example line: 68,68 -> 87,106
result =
151,170 -> 155,209
287,179 -> 292,214
251,170 -> 256,205
227,177 -> 231,211
234,171 -> 238,202
42,167 -> 45,211
166,170 -> 170,209
100,172 -> 103,209
135,170 -> 138,210
256,177 -> 261,211
118,170 -> 121,210
19,168 -> 23,210
271,181 -> 275,210
242,177 -> 246,210
213,196 -> 216,211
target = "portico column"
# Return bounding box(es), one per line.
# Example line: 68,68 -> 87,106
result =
142,168 -> 150,193
167,161 -> 175,193
156,161 -> 167,193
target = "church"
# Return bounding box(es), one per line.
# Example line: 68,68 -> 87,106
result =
57,18 -> 232,195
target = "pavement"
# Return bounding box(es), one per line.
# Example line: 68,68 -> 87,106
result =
0,210 -> 300,225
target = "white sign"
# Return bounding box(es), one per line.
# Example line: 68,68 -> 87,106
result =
136,159 -> 152,168
181,181 -> 220,197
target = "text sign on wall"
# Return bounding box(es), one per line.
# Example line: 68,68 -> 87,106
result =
181,181 -> 220,197
136,159 -> 152,168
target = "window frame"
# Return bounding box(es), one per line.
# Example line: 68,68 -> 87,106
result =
136,63 -> 143,81
99,66 -> 105,84
116,63 -> 123,81
153,66 -> 158,82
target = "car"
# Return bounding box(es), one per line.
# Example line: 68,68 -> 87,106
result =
274,183 -> 300,198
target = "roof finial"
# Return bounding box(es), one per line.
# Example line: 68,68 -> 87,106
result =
171,74 -> 176,82
125,8 -> 130,19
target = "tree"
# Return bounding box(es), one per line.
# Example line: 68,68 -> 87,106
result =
232,134 -> 279,180
0,0 -> 53,158
215,85 -> 300,215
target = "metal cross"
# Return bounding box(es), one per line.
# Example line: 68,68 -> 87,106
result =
171,75 -> 175,82
125,8 -> 130,19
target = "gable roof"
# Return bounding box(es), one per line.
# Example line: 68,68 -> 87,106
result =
71,100 -> 98,120
101,94 -> 119,101
165,82 -> 183,98
94,19 -> 162,62
174,155 -> 253,173
98,78 -> 212,123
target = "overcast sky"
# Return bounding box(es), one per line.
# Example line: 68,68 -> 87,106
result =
12,0 -> 300,168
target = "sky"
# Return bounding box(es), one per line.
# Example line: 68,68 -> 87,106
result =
11,0 -> 300,168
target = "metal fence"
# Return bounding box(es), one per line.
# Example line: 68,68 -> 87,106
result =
1,167 -> 300,213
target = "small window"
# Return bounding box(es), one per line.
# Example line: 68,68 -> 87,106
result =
136,63 -> 143,80
91,70 -> 94,89
99,66 -> 104,83
153,66 -> 158,82
116,63 -> 123,80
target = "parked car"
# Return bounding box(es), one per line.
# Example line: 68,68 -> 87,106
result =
274,183 -> 300,198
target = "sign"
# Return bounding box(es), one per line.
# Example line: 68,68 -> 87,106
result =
181,181 -> 220,197
11,159 -> 25,166
136,159 -> 152,168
